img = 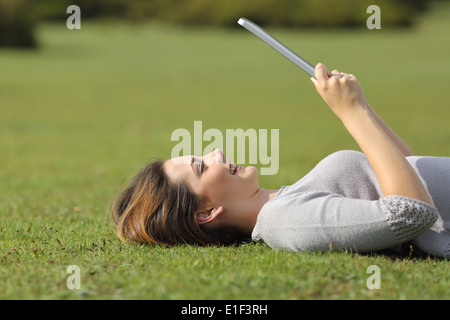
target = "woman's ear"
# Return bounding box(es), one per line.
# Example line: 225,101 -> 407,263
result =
195,206 -> 223,225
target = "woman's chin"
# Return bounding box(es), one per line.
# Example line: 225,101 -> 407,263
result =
239,165 -> 259,181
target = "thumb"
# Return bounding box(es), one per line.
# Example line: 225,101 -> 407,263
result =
315,63 -> 330,84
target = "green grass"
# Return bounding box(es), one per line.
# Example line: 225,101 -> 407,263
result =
1,2 -> 450,299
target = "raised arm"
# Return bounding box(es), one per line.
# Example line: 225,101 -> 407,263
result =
311,63 -> 432,205
365,102 -> 414,157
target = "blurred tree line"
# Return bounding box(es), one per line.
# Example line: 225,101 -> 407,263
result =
0,0 -> 436,48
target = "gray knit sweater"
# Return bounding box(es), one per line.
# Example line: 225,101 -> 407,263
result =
252,150 -> 450,258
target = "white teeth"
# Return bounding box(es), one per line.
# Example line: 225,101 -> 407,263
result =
230,164 -> 237,174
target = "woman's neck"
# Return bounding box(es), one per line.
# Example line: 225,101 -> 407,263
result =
235,188 -> 279,236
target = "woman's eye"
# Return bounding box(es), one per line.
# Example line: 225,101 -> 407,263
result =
200,161 -> 205,174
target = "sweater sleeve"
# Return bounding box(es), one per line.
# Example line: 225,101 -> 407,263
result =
252,191 -> 438,253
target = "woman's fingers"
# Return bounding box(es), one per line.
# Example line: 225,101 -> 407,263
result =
331,69 -> 340,77
311,63 -> 358,92
332,70 -> 352,79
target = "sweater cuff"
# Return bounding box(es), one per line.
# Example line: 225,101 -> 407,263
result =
380,195 -> 438,243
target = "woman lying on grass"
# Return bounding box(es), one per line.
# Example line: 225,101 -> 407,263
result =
112,63 -> 449,258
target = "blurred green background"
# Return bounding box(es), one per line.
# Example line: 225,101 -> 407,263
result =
1,0 -> 449,299
0,0 -> 435,47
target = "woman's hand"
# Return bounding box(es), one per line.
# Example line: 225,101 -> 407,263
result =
311,63 -> 369,121
310,64 -> 432,206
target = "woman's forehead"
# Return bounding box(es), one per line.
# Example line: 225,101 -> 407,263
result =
164,156 -> 195,185
170,155 -> 192,165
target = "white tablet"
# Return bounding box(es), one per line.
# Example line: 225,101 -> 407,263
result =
238,18 -> 316,78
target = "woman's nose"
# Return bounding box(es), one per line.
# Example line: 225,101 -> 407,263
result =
205,148 -> 225,164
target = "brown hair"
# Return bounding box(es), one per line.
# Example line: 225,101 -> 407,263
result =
112,160 -> 242,246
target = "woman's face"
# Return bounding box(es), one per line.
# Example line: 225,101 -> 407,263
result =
163,149 -> 259,211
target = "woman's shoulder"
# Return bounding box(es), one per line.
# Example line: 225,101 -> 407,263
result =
300,150 -> 368,180
275,149 -> 382,200
319,149 -> 366,163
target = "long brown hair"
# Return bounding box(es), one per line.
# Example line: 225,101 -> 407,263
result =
112,160 -> 242,246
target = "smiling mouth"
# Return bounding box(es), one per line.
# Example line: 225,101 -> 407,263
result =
230,163 -> 236,175
229,163 -> 242,175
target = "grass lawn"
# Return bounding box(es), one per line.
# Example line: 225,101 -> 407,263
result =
1,2 -> 449,300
